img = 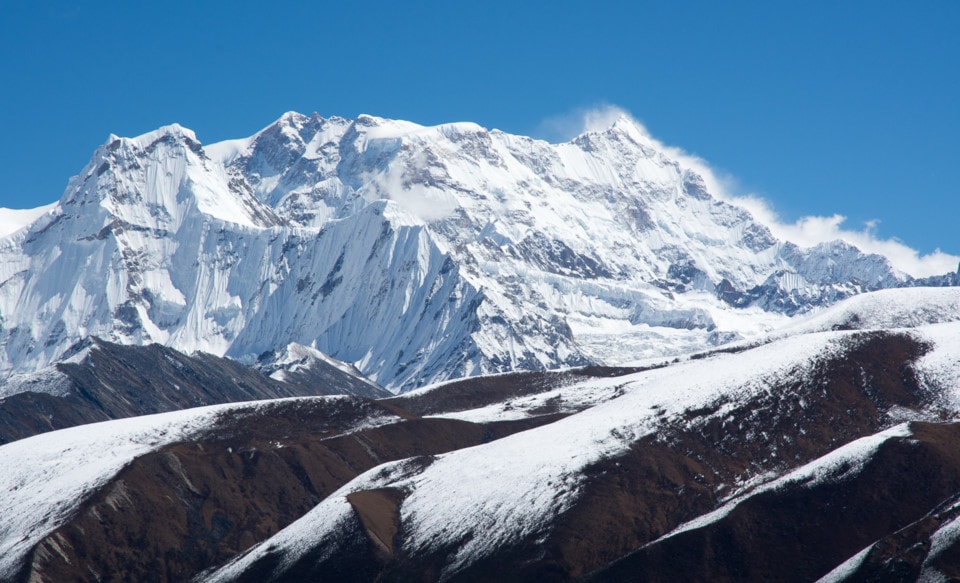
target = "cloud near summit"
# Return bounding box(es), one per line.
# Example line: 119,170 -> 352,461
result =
734,201 -> 960,278
534,104 -> 638,143
535,104 -> 958,279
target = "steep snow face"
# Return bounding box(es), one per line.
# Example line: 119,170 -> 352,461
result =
213,112 -> 920,378
0,126 -> 281,373
0,112 -> 947,390
220,201 -> 497,388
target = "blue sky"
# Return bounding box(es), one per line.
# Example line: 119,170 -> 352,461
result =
1,1 -> 957,268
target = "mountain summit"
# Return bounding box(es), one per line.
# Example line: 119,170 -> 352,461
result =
0,113 -> 953,390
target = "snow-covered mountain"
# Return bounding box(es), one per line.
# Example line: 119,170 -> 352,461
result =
0,112 -> 953,390
4,110 -> 960,581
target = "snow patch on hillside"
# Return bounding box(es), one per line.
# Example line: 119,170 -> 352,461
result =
918,501 -> 960,581
0,396 -> 394,579
914,322 -> 960,410
0,367 -> 72,399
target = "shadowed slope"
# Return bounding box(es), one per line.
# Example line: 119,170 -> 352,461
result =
0,338 -> 388,445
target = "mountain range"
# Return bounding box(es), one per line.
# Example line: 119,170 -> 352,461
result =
2,112 -> 955,393
0,112 -> 958,582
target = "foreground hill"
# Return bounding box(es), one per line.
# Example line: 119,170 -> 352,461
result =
3,288 -> 960,581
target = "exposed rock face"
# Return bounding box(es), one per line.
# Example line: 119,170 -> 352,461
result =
254,342 -> 390,399
590,422 -> 960,583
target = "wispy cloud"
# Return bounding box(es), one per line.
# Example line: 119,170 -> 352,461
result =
536,104 -> 959,278
533,103 -> 634,143
729,198 -> 959,278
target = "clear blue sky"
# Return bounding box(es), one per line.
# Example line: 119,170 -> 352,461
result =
2,0 -> 957,258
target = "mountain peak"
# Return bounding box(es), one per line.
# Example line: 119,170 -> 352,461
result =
278,111 -> 309,125
604,114 -> 654,142
110,123 -> 199,151
54,118 -> 281,231
568,112 -> 658,155
609,112 -> 639,128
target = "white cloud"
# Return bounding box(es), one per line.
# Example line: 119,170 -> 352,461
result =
537,104 -> 960,278
758,207 -> 958,278
534,103 -> 634,143
581,105 -> 632,134
717,189 -> 959,278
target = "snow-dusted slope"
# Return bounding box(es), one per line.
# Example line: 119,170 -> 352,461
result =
657,423 -> 916,542
0,395 -> 399,581
4,289 -> 960,581
202,312 -> 960,580
784,286 -> 960,335
0,405 -> 228,581
0,112 -> 951,390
